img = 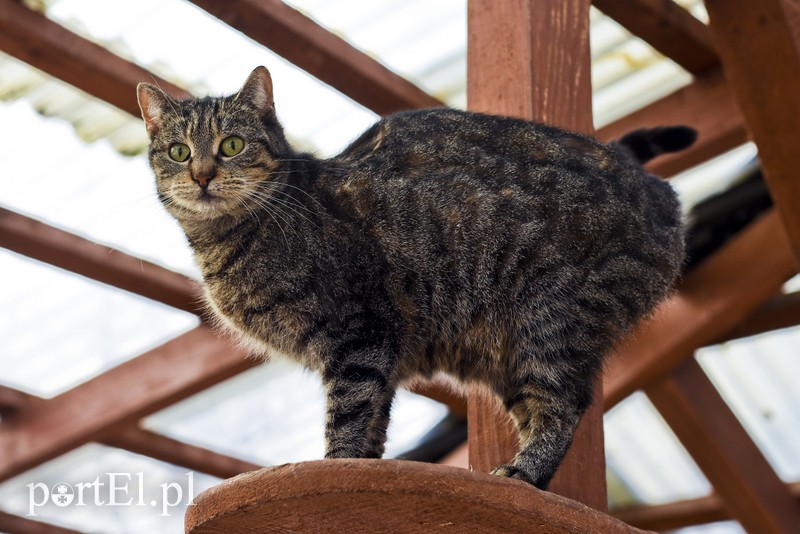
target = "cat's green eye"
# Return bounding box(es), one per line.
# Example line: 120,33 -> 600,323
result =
169,143 -> 191,162
220,136 -> 245,157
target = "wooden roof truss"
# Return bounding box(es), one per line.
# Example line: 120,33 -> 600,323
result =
1,0 -> 799,531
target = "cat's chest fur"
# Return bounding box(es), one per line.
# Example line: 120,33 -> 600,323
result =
192,215 -> 394,373
192,229 -> 326,367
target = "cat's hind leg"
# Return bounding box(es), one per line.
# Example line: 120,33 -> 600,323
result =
321,340 -> 397,460
492,370 -> 595,489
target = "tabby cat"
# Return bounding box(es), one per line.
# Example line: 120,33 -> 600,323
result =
137,66 -> 690,489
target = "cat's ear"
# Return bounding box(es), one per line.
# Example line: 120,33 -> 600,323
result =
137,83 -> 173,138
236,66 -> 275,118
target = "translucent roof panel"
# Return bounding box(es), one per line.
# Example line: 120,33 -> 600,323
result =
0,249 -> 197,397
144,361 -> 450,465
36,0 -> 704,148
669,144 -> 759,214
675,522 -> 746,534
697,326 -> 800,482
605,392 -> 711,506
0,443 -> 219,533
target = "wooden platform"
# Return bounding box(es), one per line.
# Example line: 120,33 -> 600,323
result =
185,459 -> 648,533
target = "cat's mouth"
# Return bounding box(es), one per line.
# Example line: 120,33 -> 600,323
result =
195,190 -> 221,204
169,189 -> 229,216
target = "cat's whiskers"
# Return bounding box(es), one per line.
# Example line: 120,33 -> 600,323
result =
252,185 -> 322,230
239,188 -> 293,246
245,186 -> 320,232
256,182 -> 316,215
228,188 -> 261,227
262,195 -> 321,231
275,158 -> 314,163
268,181 -> 327,211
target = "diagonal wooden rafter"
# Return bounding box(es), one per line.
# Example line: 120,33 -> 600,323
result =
0,326 -> 257,482
613,482 -> 800,531
604,210 -> 797,409
103,427 -> 262,480
592,0 -> 719,74
0,207 -> 200,314
188,0 -> 443,114
0,385 -> 262,480
596,68 -> 748,178
0,0 -> 185,117
0,511 -> 83,534
646,358 -> 800,532
704,0 -> 800,262
719,292 -> 800,343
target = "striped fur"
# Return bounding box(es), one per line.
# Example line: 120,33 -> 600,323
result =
138,67 -> 686,489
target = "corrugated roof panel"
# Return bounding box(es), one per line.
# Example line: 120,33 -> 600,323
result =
45,0 -> 380,157
697,326 -> 800,482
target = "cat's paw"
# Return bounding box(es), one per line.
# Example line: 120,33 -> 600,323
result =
490,464 -> 536,486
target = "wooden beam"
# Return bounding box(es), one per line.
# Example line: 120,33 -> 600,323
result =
596,68 -> 748,178
188,0 -> 442,115
103,427 -> 261,480
0,385 -> 27,417
0,0 -> 185,117
0,385 -> 262,480
466,0 -> 547,478
0,207 -> 199,314
720,292 -> 800,342
0,326 -> 256,482
613,482 -> 800,531
646,358 -> 800,533
614,493 -> 728,532
604,210 -> 796,409
467,0 -> 606,510
705,0 -> 800,262
0,511 -> 83,534
592,0 -> 719,74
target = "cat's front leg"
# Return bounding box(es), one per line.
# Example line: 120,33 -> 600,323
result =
321,342 -> 396,459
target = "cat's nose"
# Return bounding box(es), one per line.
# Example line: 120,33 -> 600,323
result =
192,170 -> 216,190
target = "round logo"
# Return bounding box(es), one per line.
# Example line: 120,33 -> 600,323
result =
51,483 -> 74,507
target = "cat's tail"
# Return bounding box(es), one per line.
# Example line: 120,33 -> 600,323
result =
616,126 -> 697,164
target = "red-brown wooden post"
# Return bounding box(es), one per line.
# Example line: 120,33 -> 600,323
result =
466,0 -> 606,510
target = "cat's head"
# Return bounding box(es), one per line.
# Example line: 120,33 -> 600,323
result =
137,66 -> 292,220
